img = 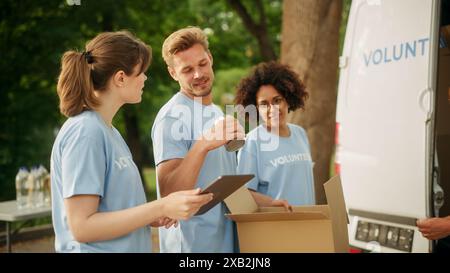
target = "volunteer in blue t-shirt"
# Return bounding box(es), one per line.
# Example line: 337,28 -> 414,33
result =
151,27 -> 291,253
235,61 -> 316,206
50,31 -> 212,253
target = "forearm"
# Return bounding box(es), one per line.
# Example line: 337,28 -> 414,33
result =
70,199 -> 165,243
445,216 -> 450,233
159,141 -> 209,196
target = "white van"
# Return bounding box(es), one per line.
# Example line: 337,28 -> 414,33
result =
335,0 -> 450,252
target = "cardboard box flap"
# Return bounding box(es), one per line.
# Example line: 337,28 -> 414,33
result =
292,205 -> 331,218
257,206 -> 289,213
324,175 -> 349,253
258,205 -> 331,217
227,211 -> 328,222
224,186 -> 258,214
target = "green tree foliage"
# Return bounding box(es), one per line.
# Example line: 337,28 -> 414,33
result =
0,0 -> 351,201
0,0 -> 188,200
340,0 -> 352,54
212,67 -> 249,107
1,1 -> 72,201
0,0 -> 282,201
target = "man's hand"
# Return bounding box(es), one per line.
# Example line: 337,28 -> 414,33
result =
200,116 -> 245,152
417,216 -> 450,240
150,217 -> 178,229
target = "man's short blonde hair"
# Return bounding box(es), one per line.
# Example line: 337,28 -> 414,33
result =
162,26 -> 209,66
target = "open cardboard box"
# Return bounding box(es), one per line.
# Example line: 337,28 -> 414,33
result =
224,175 -> 349,253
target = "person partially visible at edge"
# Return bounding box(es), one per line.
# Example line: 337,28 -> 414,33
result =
234,61 -> 316,207
417,213 -> 450,252
151,27 -> 291,253
51,31 -> 212,253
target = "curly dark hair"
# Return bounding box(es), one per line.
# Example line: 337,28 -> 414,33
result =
235,61 -> 308,113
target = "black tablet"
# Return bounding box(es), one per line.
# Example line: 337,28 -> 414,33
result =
195,174 -> 255,216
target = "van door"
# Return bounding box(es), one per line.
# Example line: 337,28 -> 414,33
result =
336,0 -> 440,252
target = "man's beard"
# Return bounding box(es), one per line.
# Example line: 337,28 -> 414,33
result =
190,77 -> 213,97
193,87 -> 212,97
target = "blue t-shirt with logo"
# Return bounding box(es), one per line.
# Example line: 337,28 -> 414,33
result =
50,110 -> 151,253
151,92 -> 237,253
237,124 -> 315,206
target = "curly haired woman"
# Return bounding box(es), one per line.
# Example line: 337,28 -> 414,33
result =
234,61 -> 315,206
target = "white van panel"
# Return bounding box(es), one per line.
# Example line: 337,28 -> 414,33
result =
336,0 -> 437,252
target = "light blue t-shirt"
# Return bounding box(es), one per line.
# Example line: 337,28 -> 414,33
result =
237,124 -> 315,206
50,110 -> 151,253
151,92 -> 237,253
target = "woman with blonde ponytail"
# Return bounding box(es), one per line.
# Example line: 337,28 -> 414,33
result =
51,31 -> 212,253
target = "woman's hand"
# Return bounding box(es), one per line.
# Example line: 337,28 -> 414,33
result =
249,190 -> 293,212
161,188 -> 213,220
270,199 -> 293,212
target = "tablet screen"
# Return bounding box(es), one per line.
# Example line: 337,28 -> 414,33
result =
194,174 -> 255,216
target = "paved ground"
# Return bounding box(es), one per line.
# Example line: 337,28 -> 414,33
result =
0,228 -> 160,253
0,235 -> 55,253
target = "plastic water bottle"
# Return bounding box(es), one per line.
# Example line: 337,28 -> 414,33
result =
29,166 -> 45,208
15,167 -> 29,209
35,166 -> 46,208
39,165 -> 51,206
26,167 -> 36,208
27,166 -> 42,208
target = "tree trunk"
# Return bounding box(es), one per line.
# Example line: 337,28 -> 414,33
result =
281,0 -> 342,204
226,0 -> 277,61
122,105 -> 149,194
257,28 -> 277,61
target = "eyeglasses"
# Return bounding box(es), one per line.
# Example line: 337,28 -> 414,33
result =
257,97 -> 285,109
